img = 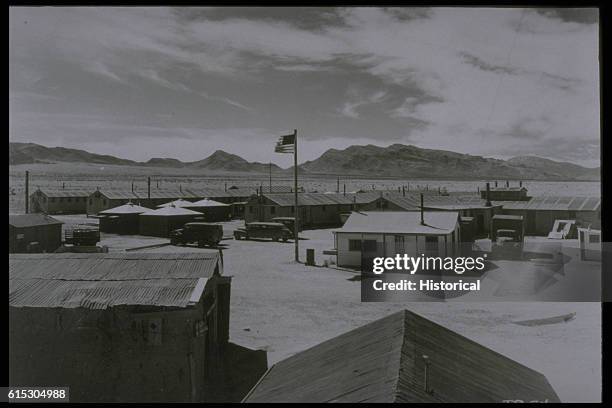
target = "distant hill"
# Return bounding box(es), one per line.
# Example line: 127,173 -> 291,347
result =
187,150 -> 283,173
294,144 -> 600,181
9,142 -> 283,174
9,142 -> 137,166
9,142 -> 600,180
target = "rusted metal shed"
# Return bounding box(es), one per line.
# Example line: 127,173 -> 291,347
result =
9,252 -> 232,402
9,214 -> 63,253
243,310 -> 560,403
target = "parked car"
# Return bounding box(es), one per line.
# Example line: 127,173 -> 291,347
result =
492,229 -> 523,259
234,222 -> 293,242
272,217 -> 301,235
170,222 -> 223,247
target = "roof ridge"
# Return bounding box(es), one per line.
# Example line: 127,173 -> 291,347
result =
392,310 -> 409,402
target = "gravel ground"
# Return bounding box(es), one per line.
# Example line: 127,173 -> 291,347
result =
47,218 -> 601,402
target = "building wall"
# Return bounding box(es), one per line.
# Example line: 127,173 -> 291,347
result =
245,196 -> 360,229
139,214 -> 204,237
9,224 -> 62,253
9,277 -> 232,402
336,227 -> 459,269
30,191 -> 88,214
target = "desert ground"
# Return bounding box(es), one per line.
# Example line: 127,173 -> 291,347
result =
51,214 -> 602,403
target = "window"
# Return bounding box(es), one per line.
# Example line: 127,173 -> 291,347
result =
50,198 -> 55,203
67,197 -> 72,202
270,206 -> 276,214
394,235 -> 405,253
321,206 -> 326,212
103,199 -> 107,206
291,207 -> 295,214
349,239 -> 361,251
589,234 -> 600,244
249,206 -> 254,213
89,199 -> 92,205
362,240 -> 377,252
59,198 -> 64,203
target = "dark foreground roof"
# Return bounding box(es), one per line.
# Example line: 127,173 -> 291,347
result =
9,214 -> 63,228
9,253 -> 222,310
243,310 -> 560,403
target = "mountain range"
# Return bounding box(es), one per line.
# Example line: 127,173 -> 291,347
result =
9,142 -> 600,181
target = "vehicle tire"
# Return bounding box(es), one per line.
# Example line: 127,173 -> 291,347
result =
282,236 -> 288,242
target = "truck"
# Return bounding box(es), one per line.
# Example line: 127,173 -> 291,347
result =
233,222 -> 293,242
491,215 -> 525,259
64,226 -> 100,247
169,222 -> 223,247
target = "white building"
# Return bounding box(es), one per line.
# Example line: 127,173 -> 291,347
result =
333,211 -> 460,269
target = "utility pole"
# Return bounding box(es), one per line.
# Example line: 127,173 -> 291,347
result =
269,162 -> 272,193
293,129 -> 299,262
25,171 -> 29,214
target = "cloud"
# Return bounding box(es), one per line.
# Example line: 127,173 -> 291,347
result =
8,7 -> 600,166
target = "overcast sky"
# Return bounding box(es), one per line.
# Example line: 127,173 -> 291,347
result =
9,7 -> 600,167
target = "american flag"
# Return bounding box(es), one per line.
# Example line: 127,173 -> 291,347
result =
274,133 -> 295,153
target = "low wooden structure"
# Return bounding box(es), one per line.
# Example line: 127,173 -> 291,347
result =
139,206 -> 204,237
9,214 -> 63,253
98,203 -> 150,234
29,188 -> 91,214
243,310 -> 560,403
184,199 -> 232,222
333,211 -> 460,269
9,252 -> 233,402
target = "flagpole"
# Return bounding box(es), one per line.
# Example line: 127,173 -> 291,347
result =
293,128 -> 299,262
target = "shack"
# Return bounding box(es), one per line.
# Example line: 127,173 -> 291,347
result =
185,199 -> 232,222
333,211 -> 460,269
243,310 -> 559,403
9,252 -> 233,402
496,195 -> 601,235
30,188 -> 91,214
139,205 -> 204,237
98,203 -> 150,234
9,214 -> 63,253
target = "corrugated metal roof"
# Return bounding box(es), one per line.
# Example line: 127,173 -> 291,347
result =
244,310 -> 560,403
36,188 -> 93,198
493,196 -> 600,211
9,253 -> 221,309
335,211 -> 458,235
95,189 -> 139,200
262,192 -> 381,207
9,214 -> 63,228
381,193 -> 492,211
